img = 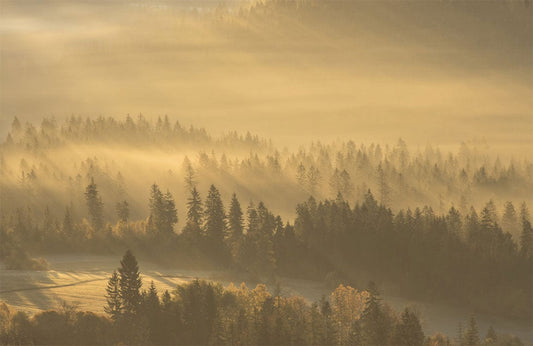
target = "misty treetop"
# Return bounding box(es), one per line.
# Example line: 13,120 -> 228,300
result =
1,116 -> 531,237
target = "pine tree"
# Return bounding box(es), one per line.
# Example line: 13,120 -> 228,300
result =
186,187 -> 203,226
183,157 -> 197,191
391,308 -> 425,346
149,183 -> 165,233
204,185 -> 227,260
502,201 -> 518,235
361,282 -> 388,345
118,250 -> 143,318
377,163 -> 390,206
163,190 -> 178,233
143,281 -> 161,344
148,184 -> 177,236
227,193 -> 244,258
116,200 -> 129,223
62,206 -> 75,241
104,270 -> 122,320
464,316 -> 480,346
182,187 -> 204,245
484,326 -> 497,345
85,177 -> 104,230
520,218 -> 533,258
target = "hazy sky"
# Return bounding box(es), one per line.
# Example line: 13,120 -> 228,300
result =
1,0 -> 532,152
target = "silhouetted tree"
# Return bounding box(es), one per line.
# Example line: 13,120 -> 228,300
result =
85,177 -> 104,230
116,200 -> 129,223
104,270 -> 122,320
118,250 -> 142,317
204,185 -> 228,261
391,308 -> 425,346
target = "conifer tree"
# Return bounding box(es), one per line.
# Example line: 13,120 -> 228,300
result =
520,218 -> 533,258
186,187 -> 203,226
85,177 -> 104,230
391,308 -> 424,346
104,270 -> 122,320
163,190 -> 178,233
464,316 -> 480,346
118,250 -> 142,317
182,187 -> 204,244
62,206 -> 75,240
149,183 -> 164,232
361,282 -> 388,345
204,185 -> 227,259
148,184 -> 177,235
116,200 -> 129,223
485,326 -> 497,345
227,193 -> 244,258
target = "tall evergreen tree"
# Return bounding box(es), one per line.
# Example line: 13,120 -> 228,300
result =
227,193 -> 244,258
361,282 -> 389,345
204,185 -> 227,259
464,316 -> 480,346
149,183 -> 165,233
148,184 -> 177,235
163,190 -> 178,233
118,250 -> 142,318
182,187 -> 204,244
186,187 -> 203,226
116,200 -> 129,223
85,177 -> 104,230
183,157 -> 197,191
520,218 -> 533,258
104,270 -> 122,320
62,206 -> 75,241
391,308 -> 425,346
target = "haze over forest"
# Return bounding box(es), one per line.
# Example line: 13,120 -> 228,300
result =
1,0 -> 532,151
0,1 -> 532,345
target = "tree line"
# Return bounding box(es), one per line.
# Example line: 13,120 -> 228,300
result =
0,251 -> 524,346
1,176 -> 532,321
2,116 -> 532,222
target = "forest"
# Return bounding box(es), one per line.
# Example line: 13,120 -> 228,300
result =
0,251 -> 525,346
1,117 -> 532,323
1,0 -> 532,344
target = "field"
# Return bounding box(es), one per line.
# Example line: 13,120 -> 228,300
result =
1,255 -> 531,343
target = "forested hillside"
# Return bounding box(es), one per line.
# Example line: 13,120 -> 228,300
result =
1,117 -> 532,321
1,116 -> 531,228
1,0 -> 532,344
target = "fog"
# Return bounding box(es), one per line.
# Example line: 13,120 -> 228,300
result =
1,0 -> 532,153
1,2 -> 533,344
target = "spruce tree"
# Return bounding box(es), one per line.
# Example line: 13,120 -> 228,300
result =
485,326 -> 497,345
186,187 -> 203,226
391,308 -> 424,346
85,177 -> 104,230
163,190 -> 178,233
118,250 -> 142,318
204,185 -> 227,259
464,316 -> 480,346
227,193 -> 244,258
182,187 -> 204,245
116,200 -> 129,223
149,183 -> 164,233
520,218 -> 533,258
104,270 -> 122,320
361,282 -> 388,345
